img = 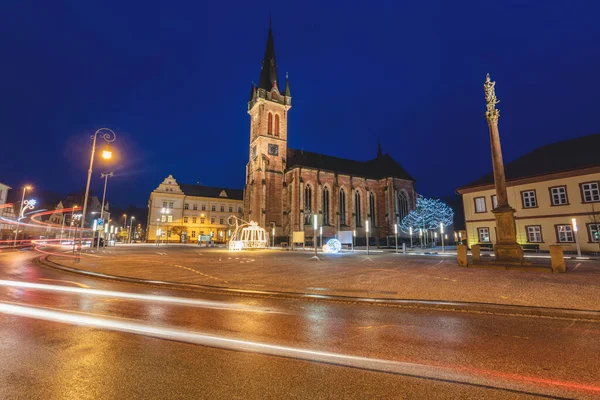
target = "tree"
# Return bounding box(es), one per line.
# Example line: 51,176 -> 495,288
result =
170,225 -> 187,242
399,195 -> 454,240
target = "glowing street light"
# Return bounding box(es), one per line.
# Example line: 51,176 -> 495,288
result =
128,216 -> 135,244
366,219 -> 370,255
272,226 -> 275,248
352,229 -> 356,252
313,214 -> 318,257
409,226 -> 413,249
394,223 -> 399,254
572,218 -> 581,258
79,128 -> 116,259
13,185 -> 33,248
440,223 -> 445,253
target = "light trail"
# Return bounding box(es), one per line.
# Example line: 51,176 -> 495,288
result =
0,280 -> 279,313
0,301 -> 596,397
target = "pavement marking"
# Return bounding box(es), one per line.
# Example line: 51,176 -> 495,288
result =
172,264 -> 229,284
573,262 -> 582,271
38,278 -> 90,289
156,252 -> 168,255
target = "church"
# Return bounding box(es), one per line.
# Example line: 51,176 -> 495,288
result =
244,23 -> 416,244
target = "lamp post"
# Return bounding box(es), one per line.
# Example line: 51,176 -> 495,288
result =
366,220 -> 370,255
72,213 -> 82,253
352,229 -> 356,252
319,226 -> 323,250
128,216 -> 135,243
13,185 -> 32,248
97,171 -> 113,251
272,225 -> 275,248
409,226 -> 413,249
313,214 -> 318,257
394,224 -> 398,254
419,228 -> 423,248
79,128 -> 116,257
440,223 -> 445,253
572,218 -> 582,258
434,232 -> 438,247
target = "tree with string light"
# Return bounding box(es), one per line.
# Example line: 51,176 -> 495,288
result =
399,195 -> 454,245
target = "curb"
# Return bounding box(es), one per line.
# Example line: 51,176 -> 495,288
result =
38,256 -> 600,322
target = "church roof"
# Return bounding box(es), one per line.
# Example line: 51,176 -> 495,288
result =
258,22 -> 279,91
286,148 -> 415,181
179,184 -> 243,201
459,133 -> 600,190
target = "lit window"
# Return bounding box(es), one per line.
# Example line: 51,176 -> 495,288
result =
589,224 -> 600,243
491,195 -> 498,209
167,215 -> 173,223
211,217 -> 215,224
183,217 -> 188,223
556,225 -> 574,243
200,217 -> 205,224
161,215 -> 166,222
477,227 -> 490,242
192,217 -> 197,223
162,201 -> 167,208
581,182 -> 600,203
474,197 -> 486,213
521,191 -> 537,208
191,231 -> 196,238
550,186 -> 567,205
526,226 -> 542,243
168,201 -> 174,209
212,205 -> 216,212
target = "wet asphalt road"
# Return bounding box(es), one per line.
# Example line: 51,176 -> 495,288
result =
0,250 -> 599,399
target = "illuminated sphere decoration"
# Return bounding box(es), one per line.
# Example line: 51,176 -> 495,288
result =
323,238 -> 342,254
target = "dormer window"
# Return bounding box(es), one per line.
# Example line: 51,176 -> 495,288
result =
272,92 -> 277,101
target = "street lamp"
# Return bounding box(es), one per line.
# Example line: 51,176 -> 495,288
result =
366,219 -> 370,255
313,214 -> 318,257
79,128 -> 116,257
128,216 -> 135,243
434,232 -> 438,247
319,226 -> 323,249
572,218 -> 582,258
394,223 -> 398,254
409,226 -> 413,249
440,223 -> 445,253
13,185 -> 33,248
272,225 -> 275,248
352,229 -> 356,252
97,171 -> 113,251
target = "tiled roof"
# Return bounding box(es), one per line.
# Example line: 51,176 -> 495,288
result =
286,149 -> 415,181
178,184 -> 243,201
460,133 -> 600,189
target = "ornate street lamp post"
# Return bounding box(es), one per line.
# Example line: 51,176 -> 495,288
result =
97,171 -> 113,251
13,185 -> 33,248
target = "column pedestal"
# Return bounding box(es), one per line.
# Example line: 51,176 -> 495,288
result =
492,206 -> 523,262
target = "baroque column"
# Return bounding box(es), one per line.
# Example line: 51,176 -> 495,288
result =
484,73 -> 523,262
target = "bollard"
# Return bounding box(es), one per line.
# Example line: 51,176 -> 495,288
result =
549,245 -> 566,273
471,245 -> 481,262
402,242 -> 406,254
457,245 -> 468,267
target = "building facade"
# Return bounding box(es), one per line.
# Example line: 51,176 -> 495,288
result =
244,24 -> 416,243
457,134 -> 600,253
0,182 -> 13,238
146,175 -> 243,243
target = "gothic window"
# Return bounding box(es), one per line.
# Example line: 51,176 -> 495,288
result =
396,191 -> 409,224
274,114 -> 280,136
268,113 -> 273,135
323,187 -> 330,225
339,189 -> 346,225
369,192 -> 375,226
304,184 -> 312,224
355,191 -> 362,227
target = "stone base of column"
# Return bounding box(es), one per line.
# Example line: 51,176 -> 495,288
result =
492,206 -> 524,262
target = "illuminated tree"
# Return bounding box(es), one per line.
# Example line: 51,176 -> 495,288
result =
399,196 -> 454,238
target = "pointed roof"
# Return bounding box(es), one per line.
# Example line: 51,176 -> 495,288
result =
258,21 -> 279,91
248,82 -> 256,101
284,72 -> 291,96
377,137 -> 383,157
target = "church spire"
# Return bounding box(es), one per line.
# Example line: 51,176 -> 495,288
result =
284,72 -> 291,96
258,20 -> 279,91
377,137 -> 383,157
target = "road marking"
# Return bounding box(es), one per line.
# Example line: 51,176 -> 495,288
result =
172,264 -> 229,284
573,262 -> 582,271
38,278 -> 90,288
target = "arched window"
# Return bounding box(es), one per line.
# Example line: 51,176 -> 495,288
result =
369,192 -> 376,226
323,187 -> 330,225
397,191 -> 409,224
268,112 -> 273,135
355,191 -> 362,227
304,185 -> 312,224
339,189 -> 346,225
274,114 -> 280,136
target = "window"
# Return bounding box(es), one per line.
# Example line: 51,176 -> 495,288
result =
339,189 -> 346,225
184,203 -> 189,210
167,230 -> 172,238
322,187 -> 330,225
212,205 -> 216,211
211,217 -> 215,224
238,207 -> 242,214
191,231 -> 196,238
491,195 -> 498,210
526,226 -> 542,243
192,217 -> 197,223
200,217 -> 205,224
304,185 -> 312,224
274,114 -> 280,136
201,205 -> 206,211
167,215 -> 173,223
268,112 -> 273,134
589,223 -> 600,243
268,144 -> 279,156
161,215 -> 166,222
168,201 -> 174,209
193,204 -> 197,210
581,182 -> 600,203
272,92 -> 278,101
220,205 -> 224,212
550,186 -> 568,205
556,225 -> 574,243
521,190 -> 537,208
220,218 -> 224,224
477,227 -> 490,243
396,191 -> 409,224
369,192 -> 375,226
162,201 -> 167,208
229,206 -> 233,212
474,197 -> 486,213
355,191 -> 362,227
183,217 -> 188,223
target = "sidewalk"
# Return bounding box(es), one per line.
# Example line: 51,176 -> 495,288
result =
44,246 -> 600,312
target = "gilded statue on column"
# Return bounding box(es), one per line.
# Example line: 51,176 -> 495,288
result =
484,73 -> 500,120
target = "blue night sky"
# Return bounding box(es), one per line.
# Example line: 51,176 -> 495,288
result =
1,1 -> 599,207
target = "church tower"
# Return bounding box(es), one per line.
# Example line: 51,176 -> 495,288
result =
244,21 -> 292,228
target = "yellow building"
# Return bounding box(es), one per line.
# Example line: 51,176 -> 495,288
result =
457,134 -> 600,254
146,175 -> 243,243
